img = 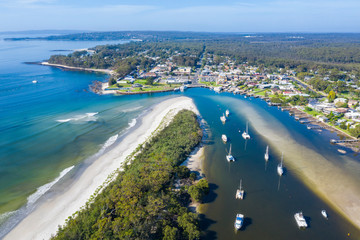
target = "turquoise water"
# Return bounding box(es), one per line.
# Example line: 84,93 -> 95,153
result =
0,35 -> 178,235
1,35 -> 360,239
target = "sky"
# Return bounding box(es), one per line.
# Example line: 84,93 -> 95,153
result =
0,0 -> 360,32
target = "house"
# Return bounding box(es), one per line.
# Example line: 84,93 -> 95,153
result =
317,116 -> 328,122
334,98 -> 347,104
348,100 -> 359,108
345,110 -> 360,121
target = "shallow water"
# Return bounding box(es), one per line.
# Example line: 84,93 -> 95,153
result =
185,89 -> 360,239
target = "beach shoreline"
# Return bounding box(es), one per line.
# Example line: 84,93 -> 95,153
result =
41,62 -> 115,75
4,96 -> 201,240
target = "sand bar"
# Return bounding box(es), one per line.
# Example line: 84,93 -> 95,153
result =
5,96 -> 200,240
41,62 -> 115,75
231,98 -> 360,229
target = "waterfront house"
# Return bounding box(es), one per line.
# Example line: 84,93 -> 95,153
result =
317,116 -> 329,122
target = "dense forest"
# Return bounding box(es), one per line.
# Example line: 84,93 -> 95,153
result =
52,110 -> 206,240
44,32 -> 360,73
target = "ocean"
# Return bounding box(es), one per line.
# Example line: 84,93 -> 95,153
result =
0,34 -> 360,239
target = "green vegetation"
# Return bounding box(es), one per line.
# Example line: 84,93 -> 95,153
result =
52,110 -> 204,240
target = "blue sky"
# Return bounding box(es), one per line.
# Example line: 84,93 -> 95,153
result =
1,0 -> 359,32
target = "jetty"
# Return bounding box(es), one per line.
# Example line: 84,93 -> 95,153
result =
330,139 -> 360,144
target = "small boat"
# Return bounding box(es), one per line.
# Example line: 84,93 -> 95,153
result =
226,144 -> 235,162
294,212 -> 308,228
220,113 -> 226,124
321,210 -> 328,219
234,213 -> 244,230
264,145 -> 269,161
32,80 -> 38,84
236,179 -> 244,199
242,121 -> 250,139
225,109 -> 230,117
222,134 -> 228,143
277,152 -> 284,176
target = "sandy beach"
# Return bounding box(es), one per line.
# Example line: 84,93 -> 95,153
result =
41,62 -> 115,75
4,96 -> 200,240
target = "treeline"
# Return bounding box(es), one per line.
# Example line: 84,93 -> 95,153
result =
52,110 -> 205,240
48,41 -> 204,76
47,33 -> 360,75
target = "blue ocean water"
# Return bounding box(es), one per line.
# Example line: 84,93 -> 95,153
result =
0,35 -> 175,232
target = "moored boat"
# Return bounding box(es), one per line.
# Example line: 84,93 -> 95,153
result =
294,212 -> 308,228
225,109 -> 230,117
277,153 -> 284,176
32,80 -> 38,84
242,121 -> 250,139
264,145 -> 269,161
321,210 -> 328,219
235,179 -> 244,199
222,134 -> 227,143
226,144 -> 235,162
234,213 -> 244,230
220,113 -> 226,124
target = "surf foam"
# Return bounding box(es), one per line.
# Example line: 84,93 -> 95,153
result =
27,166 -> 75,206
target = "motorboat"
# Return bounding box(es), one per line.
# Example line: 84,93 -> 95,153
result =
234,213 -> 244,230
294,212 -> 308,228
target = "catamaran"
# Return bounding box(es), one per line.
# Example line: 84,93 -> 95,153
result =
220,113 -> 226,124
225,109 -> 230,117
242,121 -> 250,139
226,144 -> 235,162
235,179 -> 244,199
222,134 -> 228,143
277,152 -> 284,176
264,145 -> 269,161
294,212 -> 308,228
234,213 -> 244,230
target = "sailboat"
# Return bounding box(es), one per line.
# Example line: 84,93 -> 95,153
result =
220,113 -> 226,124
264,145 -> 269,161
277,152 -> 284,176
226,144 -> 235,162
235,179 -> 244,199
222,134 -> 228,143
225,109 -> 230,117
242,121 -> 250,139
321,210 -> 328,219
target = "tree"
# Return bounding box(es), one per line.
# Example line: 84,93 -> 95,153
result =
145,77 -> 155,85
162,226 -> 178,240
328,90 -> 336,102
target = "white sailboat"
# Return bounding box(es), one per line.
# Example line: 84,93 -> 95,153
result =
225,109 -> 230,117
235,179 -> 244,199
277,152 -> 284,176
294,212 -> 308,228
222,134 -> 228,143
234,213 -> 244,230
220,113 -> 226,124
264,145 -> 269,161
226,144 -> 235,162
242,121 -> 250,139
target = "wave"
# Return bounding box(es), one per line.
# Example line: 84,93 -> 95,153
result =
128,118 -> 137,128
121,106 -> 142,113
26,165 -> 75,206
56,112 -> 98,123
